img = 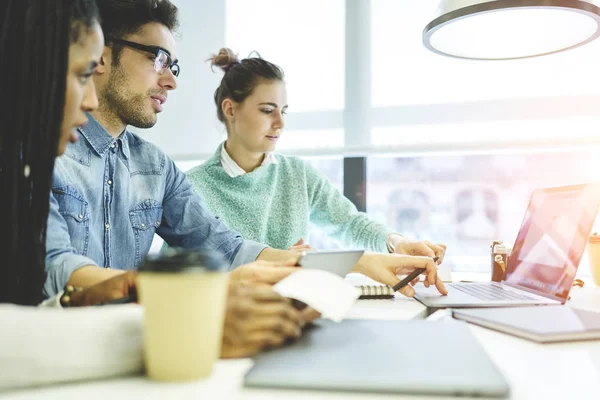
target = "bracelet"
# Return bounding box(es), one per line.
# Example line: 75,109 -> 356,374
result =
60,285 -> 83,308
386,233 -> 403,253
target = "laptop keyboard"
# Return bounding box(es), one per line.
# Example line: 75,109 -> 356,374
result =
448,283 -> 538,301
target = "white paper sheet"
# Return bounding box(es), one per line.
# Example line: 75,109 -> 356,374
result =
273,269 -> 361,322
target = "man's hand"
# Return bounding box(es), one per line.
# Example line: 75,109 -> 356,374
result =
229,259 -> 300,286
288,238 -> 315,253
354,253 -> 447,297
221,283 -> 316,358
388,234 -> 446,263
70,271 -> 137,306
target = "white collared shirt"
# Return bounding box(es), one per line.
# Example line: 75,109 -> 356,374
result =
220,143 -> 278,178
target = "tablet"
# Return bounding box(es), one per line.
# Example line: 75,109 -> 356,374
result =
453,306 -> 600,343
298,250 -> 364,277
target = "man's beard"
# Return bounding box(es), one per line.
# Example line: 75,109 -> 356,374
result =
102,65 -> 157,129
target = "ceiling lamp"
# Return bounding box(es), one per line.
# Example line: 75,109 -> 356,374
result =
423,0 -> 600,60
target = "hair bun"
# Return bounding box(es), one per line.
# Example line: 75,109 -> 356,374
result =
209,48 -> 240,73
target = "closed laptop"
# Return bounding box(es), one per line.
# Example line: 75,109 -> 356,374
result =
244,319 -> 510,397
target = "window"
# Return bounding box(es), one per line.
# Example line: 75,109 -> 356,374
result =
367,1 -> 600,276
277,129 -> 344,152
367,149 -> 600,275
371,118 -> 600,150
371,0 -> 600,107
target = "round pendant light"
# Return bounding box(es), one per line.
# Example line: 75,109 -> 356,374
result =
423,0 -> 600,60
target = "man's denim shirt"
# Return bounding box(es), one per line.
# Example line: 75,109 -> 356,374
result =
44,114 -> 266,297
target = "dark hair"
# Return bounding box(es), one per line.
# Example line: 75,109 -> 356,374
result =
0,0 -> 99,305
209,48 -> 285,124
97,0 -> 179,65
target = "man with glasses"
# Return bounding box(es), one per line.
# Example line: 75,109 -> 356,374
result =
43,0 -> 299,295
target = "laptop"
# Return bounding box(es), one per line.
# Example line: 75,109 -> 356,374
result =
244,319 -> 510,397
415,183 -> 600,308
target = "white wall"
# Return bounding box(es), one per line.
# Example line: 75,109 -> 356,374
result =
129,0 -> 227,160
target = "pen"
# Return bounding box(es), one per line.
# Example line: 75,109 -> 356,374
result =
392,256 -> 439,292
95,293 -> 137,306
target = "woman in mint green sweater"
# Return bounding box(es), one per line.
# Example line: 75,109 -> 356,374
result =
187,48 -> 446,260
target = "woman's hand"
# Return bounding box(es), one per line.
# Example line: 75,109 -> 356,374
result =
388,234 -> 446,264
70,271 -> 137,306
288,238 -> 315,253
353,253 -> 447,297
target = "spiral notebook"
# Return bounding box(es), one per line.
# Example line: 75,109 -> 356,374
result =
356,284 -> 395,299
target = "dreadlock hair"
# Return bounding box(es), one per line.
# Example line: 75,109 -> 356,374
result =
0,0 -> 100,305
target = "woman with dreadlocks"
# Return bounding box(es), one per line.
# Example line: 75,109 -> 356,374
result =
0,0 -> 143,389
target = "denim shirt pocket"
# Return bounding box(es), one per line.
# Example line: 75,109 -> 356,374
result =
52,186 -> 90,255
130,200 -> 163,267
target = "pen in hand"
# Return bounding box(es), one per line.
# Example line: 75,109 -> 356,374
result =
392,256 -> 439,292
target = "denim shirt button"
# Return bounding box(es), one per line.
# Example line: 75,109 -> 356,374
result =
105,223 -> 110,229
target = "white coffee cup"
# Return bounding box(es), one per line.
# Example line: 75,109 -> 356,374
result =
137,250 -> 229,381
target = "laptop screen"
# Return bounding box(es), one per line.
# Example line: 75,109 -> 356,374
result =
504,183 -> 600,301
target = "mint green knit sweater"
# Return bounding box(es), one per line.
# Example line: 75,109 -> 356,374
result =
186,144 -> 390,252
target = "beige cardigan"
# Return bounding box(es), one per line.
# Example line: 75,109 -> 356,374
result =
0,303 -> 143,391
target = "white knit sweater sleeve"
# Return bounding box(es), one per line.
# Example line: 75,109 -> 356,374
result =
0,304 -> 143,391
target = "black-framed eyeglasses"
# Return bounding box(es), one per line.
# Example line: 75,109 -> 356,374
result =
106,38 -> 180,77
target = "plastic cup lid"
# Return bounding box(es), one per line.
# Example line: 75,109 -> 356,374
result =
140,249 -> 228,273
